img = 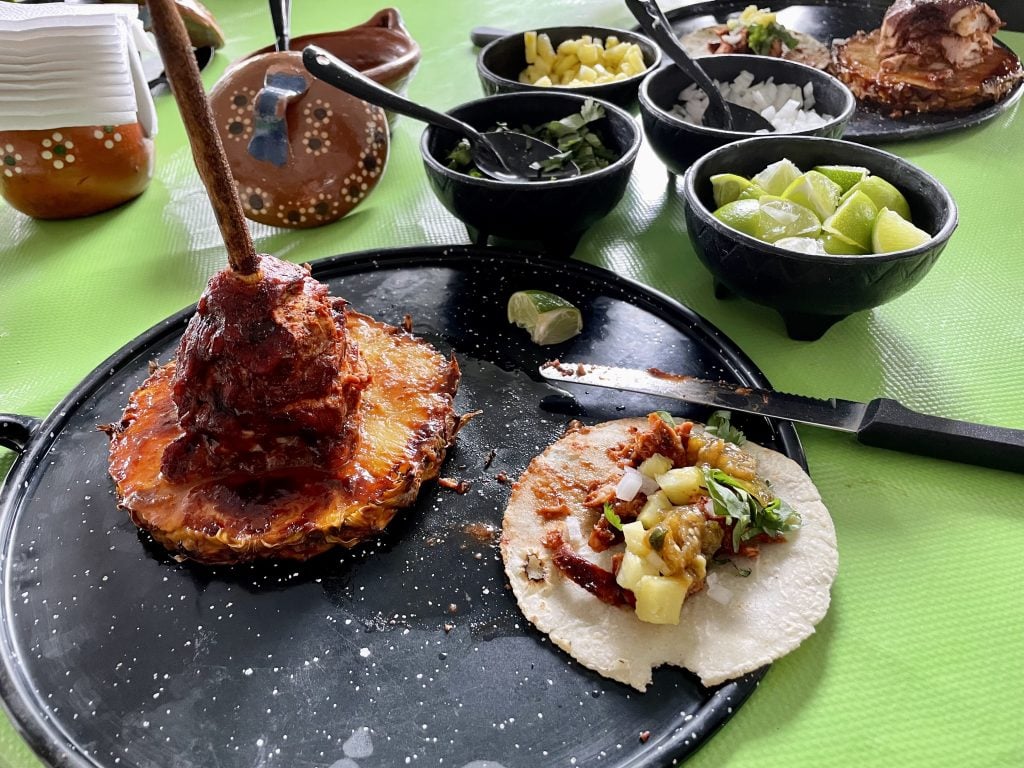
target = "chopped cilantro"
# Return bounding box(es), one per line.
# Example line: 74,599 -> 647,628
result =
702,467 -> 801,552
603,502 -> 623,531
654,410 -> 676,427
746,21 -> 799,56
445,99 -> 619,179
704,410 -> 746,445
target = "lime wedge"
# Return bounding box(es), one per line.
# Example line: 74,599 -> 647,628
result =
758,199 -> 821,243
710,173 -> 754,207
775,236 -> 827,254
872,207 -> 932,253
812,164 -> 869,193
819,233 -> 869,255
823,190 -> 878,252
751,158 -> 802,196
738,183 -> 767,200
713,198 -> 763,238
842,176 -> 912,221
782,171 -> 843,221
507,290 -> 582,345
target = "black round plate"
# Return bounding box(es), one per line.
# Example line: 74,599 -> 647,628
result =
660,0 -> 1024,143
0,247 -> 805,768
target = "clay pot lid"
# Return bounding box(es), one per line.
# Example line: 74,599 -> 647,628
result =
249,8 -> 420,89
210,51 -> 389,229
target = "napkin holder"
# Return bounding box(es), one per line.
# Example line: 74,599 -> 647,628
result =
0,4 -> 157,220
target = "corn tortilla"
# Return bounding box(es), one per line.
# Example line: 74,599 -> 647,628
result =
500,418 -> 838,690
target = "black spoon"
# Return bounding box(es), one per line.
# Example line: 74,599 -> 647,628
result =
302,46 -> 581,182
624,0 -> 775,133
269,0 -> 290,52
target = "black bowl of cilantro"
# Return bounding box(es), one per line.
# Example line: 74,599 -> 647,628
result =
420,91 -> 640,256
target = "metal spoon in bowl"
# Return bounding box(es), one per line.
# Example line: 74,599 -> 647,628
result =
301,46 -> 580,182
624,0 -> 775,133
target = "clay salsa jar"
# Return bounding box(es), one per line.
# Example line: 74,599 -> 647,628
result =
207,8 -> 421,229
0,124 -> 153,219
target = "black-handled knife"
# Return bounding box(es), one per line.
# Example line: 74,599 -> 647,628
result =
539,362 -> 1024,474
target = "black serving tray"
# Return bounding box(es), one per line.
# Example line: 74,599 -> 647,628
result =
0,246 -> 807,768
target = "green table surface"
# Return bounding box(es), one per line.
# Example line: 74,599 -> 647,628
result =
2,1 -> 1023,766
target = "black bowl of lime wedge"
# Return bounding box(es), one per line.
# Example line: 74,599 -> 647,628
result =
682,135 -> 957,340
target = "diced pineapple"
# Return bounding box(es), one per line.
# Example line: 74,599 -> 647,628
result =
622,520 -> 649,555
554,53 -> 579,75
634,575 -> 691,625
537,33 -> 556,63
524,31 -> 538,64
616,549 -> 657,591
533,75 -> 553,87
637,490 -> 671,529
517,31 -> 648,86
577,42 -> 600,66
624,47 -> 645,72
656,466 -> 704,505
638,452 -> 673,479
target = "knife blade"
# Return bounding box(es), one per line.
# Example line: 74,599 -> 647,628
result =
539,362 -> 1024,474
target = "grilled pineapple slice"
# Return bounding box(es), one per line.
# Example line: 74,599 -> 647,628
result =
106,311 -> 460,564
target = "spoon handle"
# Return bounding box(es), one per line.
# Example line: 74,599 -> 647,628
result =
301,46 -> 484,142
269,0 -> 290,52
623,0 -> 733,130
470,26 -> 511,47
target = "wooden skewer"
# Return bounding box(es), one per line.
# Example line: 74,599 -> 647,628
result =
146,0 -> 260,275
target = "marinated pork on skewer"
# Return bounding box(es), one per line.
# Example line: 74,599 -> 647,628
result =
831,0 -> 1024,115
103,0 -> 461,564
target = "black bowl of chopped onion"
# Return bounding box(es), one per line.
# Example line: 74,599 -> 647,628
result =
420,91 -> 641,256
639,53 -> 856,176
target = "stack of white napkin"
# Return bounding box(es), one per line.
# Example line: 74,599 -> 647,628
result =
0,2 -> 157,135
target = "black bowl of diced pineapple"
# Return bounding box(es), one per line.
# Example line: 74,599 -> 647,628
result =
682,135 -> 958,340
476,26 -> 661,113
640,53 -> 856,176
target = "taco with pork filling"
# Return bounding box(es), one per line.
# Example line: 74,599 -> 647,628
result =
500,411 -> 837,691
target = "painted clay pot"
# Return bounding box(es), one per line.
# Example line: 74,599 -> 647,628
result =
210,53 -> 389,229
250,8 -> 420,106
0,124 -> 154,219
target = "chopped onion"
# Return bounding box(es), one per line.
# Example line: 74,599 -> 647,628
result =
564,516 -> 583,546
615,467 -> 644,501
615,466 -> 659,501
707,582 -> 734,605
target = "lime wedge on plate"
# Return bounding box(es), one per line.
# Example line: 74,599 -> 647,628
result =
842,176 -> 912,221
812,164 -> 869,193
823,190 -> 878,252
872,207 -> 932,253
710,173 -> 755,207
782,171 -> 843,221
751,158 -> 801,196
507,290 -> 582,345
